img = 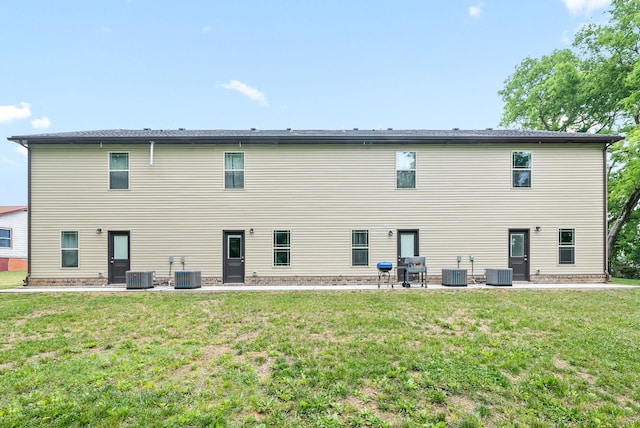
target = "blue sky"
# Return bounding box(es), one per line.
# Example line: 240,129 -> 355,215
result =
0,0 -> 612,205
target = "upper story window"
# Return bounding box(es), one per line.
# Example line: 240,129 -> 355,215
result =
512,151 -> 531,188
61,231 -> 79,268
559,228 -> 575,265
0,228 -> 11,248
273,230 -> 290,266
396,151 -> 416,189
109,152 -> 129,190
351,230 -> 369,266
225,152 -> 244,189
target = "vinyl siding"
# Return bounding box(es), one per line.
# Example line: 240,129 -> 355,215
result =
29,142 -> 606,280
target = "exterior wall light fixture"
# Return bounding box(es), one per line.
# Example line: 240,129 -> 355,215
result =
388,230 -> 393,236
96,228 -> 102,234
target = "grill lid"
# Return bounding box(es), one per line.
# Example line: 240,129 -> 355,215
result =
377,262 -> 393,271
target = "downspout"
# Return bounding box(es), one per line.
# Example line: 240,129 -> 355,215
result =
149,141 -> 155,165
603,142 -> 612,280
22,140 -> 31,286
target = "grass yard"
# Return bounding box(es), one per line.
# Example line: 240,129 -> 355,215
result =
611,277 -> 640,286
0,270 -> 26,290
0,290 -> 639,427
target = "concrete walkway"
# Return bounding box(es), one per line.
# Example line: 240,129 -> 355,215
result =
0,282 -> 636,293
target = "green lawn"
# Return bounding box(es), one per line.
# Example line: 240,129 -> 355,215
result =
1,290 -> 639,427
0,270 -> 26,289
611,277 -> 640,286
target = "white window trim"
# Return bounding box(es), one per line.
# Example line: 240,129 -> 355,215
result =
351,229 -> 369,267
0,227 -> 12,249
273,230 -> 291,267
60,230 -> 79,269
558,228 -> 576,265
224,151 -> 245,190
395,151 -> 417,189
511,150 -> 532,189
109,152 -> 130,191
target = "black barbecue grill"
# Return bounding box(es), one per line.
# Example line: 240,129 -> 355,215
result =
398,256 -> 426,287
377,262 -> 393,288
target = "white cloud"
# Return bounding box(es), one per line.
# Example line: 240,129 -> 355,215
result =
202,25 -> 212,34
16,145 -> 28,157
562,0 -> 610,15
0,102 -> 31,123
469,5 -> 482,18
31,116 -> 51,129
221,80 -> 268,106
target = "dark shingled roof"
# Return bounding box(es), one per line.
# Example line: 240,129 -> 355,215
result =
8,128 -> 623,145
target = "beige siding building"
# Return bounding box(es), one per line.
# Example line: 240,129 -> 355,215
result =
8,129 -> 621,286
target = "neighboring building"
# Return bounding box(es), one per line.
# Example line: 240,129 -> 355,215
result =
8,129 -> 622,286
0,206 -> 28,272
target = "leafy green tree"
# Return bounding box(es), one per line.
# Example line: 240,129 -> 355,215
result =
574,0 -> 640,126
608,130 -> 640,271
500,0 -> 640,272
499,49 -> 617,132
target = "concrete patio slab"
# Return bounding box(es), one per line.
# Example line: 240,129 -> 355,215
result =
0,283 -> 636,293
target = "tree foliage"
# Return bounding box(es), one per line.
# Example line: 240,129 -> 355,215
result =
500,0 -> 640,274
608,129 -> 640,273
499,49 -> 617,132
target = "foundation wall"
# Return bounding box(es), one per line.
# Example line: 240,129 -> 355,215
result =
0,258 -> 28,272
25,273 -> 608,287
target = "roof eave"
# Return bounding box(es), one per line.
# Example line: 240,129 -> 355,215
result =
8,134 -> 623,145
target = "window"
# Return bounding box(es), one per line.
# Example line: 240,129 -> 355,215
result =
227,235 -> 241,259
512,151 -> 531,188
273,230 -> 290,266
511,233 -> 525,258
225,152 -> 244,189
109,152 -> 129,190
559,229 -> 575,265
0,228 -> 11,248
61,231 -> 79,268
352,230 -> 369,266
396,151 -> 416,189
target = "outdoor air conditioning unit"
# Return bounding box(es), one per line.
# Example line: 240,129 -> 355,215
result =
175,270 -> 202,289
485,268 -> 513,286
126,270 -> 154,289
442,269 -> 467,286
